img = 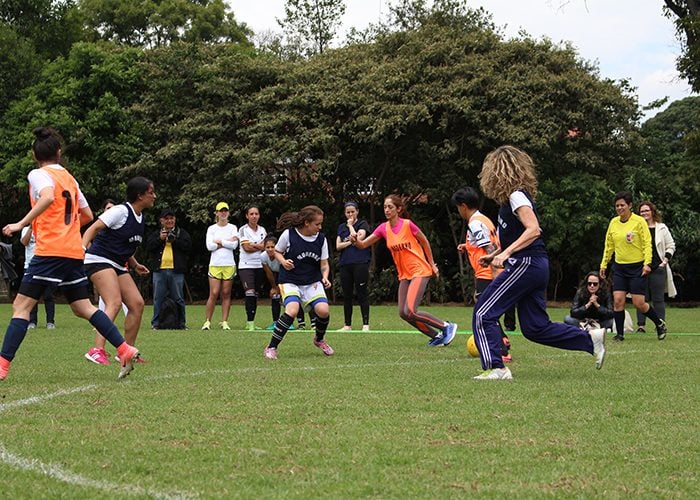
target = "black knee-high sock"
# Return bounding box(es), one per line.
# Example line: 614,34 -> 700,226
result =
245,295 -> 257,321
644,306 -> 662,326
269,313 -> 293,349
614,310 -> 625,336
314,315 -> 329,342
271,295 -> 281,322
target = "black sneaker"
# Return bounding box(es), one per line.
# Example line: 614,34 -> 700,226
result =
613,334 -> 625,342
656,319 -> 667,340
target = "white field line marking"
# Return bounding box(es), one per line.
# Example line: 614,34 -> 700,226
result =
0,444 -> 195,499
0,349 -> 691,496
0,384 -> 97,414
0,357 -> 458,498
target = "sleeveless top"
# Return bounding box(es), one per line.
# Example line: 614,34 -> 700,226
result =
383,219 -> 432,280
88,203 -> 144,267
278,228 -> 325,285
31,166 -> 83,260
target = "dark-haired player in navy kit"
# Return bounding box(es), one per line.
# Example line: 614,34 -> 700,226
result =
263,206 -> 333,360
472,145 -> 606,380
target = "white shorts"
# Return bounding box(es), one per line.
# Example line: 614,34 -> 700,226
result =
279,282 -> 328,311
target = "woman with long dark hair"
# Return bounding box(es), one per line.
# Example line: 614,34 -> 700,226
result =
352,195 -> 457,347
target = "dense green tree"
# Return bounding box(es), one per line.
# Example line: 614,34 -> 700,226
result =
0,42 -> 144,204
277,0 -> 346,56
664,0 -> 700,92
0,23 -> 42,114
78,0 -> 252,47
0,0 -> 83,59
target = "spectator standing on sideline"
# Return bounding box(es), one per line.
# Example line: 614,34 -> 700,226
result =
564,272 -> 614,331
263,206 -> 334,360
20,226 -> 55,329
451,187 -> 512,363
238,205 -> 267,331
335,202 -> 371,332
202,202 -> 238,331
600,191 -> 667,342
1,127 -> 139,381
351,195 -> 457,347
82,178 -> 155,365
474,145 -> 606,380
146,208 -> 192,329
635,201 -> 676,333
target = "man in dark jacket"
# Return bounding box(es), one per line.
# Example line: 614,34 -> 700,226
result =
146,208 -> 191,329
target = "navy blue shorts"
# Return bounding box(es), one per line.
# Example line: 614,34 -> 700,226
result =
19,256 -> 89,302
84,262 -> 129,278
612,262 -> 648,295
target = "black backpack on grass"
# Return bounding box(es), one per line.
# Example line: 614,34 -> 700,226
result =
158,298 -> 180,329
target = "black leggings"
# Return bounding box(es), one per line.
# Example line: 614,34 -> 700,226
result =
339,263 -> 370,326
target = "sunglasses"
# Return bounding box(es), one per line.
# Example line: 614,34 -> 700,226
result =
587,282 -> 599,286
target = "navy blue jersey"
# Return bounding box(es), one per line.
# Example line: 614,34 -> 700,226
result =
88,203 -> 144,266
337,219 -> 371,266
497,190 -> 547,258
278,229 -> 325,285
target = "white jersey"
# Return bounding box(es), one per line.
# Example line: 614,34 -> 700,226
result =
238,224 -> 267,269
206,223 -> 239,267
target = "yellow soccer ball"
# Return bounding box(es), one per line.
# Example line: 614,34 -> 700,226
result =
466,334 -> 480,358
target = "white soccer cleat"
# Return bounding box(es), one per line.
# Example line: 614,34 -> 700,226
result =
473,367 -> 513,380
590,327 -> 606,370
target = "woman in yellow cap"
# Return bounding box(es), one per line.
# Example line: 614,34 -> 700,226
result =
202,202 -> 239,330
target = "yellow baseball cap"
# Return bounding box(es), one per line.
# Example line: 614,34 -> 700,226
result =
215,202 -> 229,211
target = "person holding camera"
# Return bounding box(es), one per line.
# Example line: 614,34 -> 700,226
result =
146,208 -> 192,329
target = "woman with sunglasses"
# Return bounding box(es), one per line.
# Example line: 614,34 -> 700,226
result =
564,272 -> 614,331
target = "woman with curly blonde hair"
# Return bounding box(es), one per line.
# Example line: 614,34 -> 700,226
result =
472,145 -> 606,380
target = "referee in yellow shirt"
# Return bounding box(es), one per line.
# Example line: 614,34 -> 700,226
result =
600,191 -> 667,341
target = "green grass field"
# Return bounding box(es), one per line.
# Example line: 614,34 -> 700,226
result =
0,303 -> 697,498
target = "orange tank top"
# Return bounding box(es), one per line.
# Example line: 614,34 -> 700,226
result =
466,213 -> 500,280
385,219 -> 432,280
31,166 -> 84,259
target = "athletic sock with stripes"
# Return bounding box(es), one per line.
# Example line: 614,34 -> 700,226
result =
269,313 -> 293,349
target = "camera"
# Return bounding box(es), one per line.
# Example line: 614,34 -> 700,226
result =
166,230 -> 176,242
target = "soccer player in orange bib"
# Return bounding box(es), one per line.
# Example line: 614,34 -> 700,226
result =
0,127 -> 139,381
352,195 -> 457,346
452,187 -> 512,363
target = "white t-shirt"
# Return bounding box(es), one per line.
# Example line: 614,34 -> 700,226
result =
28,165 -> 89,208
260,250 -> 281,273
508,191 -> 533,217
84,203 -> 142,269
238,224 -> 267,269
276,229 -> 329,260
206,223 -> 239,267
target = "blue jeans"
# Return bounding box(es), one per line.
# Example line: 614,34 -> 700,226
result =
152,270 -> 186,328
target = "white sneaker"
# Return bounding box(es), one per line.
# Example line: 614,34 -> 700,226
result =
336,326 -> 352,332
362,325 -> 370,332
473,367 -> 513,380
590,327 -> 606,370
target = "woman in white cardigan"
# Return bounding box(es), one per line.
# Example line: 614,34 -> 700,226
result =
636,201 -> 677,332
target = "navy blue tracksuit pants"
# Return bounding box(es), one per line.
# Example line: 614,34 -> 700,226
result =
473,255 -> 595,370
